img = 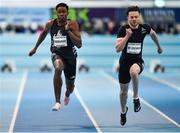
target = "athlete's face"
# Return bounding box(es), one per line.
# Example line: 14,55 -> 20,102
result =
56,6 -> 68,23
128,11 -> 140,28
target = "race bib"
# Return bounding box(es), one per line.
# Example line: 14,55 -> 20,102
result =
53,30 -> 67,48
127,43 -> 141,54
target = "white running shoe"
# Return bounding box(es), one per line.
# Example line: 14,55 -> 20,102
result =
52,102 -> 61,111
64,96 -> 70,106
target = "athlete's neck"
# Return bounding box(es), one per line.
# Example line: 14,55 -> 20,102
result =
129,23 -> 139,29
57,19 -> 67,27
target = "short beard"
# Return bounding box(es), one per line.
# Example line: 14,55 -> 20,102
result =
130,21 -> 138,28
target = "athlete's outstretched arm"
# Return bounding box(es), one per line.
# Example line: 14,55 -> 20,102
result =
115,28 -> 132,53
66,21 -> 82,48
150,29 -> 163,54
28,20 -> 52,56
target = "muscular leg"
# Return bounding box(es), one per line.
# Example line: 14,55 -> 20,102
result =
120,83 -> 129,113
53,59 -> 64,103
63,78 -> 75,106
65,78 -> 75,97
129,63 -> 140,99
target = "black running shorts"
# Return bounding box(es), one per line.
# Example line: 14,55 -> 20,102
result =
118,60 -> 144,84
51,53 -> 76,80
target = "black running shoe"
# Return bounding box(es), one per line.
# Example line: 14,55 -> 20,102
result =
120,106 -> 128,126
133,98 -> 141,112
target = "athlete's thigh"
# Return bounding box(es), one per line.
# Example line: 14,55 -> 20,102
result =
129,63 -> 140,75
51,53 -> 64,70
129,62 -> 144,75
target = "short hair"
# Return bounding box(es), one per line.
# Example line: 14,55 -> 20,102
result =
126,6 -> 140,16
56,3 -> 69,11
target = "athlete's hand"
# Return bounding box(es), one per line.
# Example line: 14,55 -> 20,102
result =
126,28 -> 132,38
28,48 -> 36,56
157,47 -> 163,54
65,21 -> 70,30
65,21 -> 77,31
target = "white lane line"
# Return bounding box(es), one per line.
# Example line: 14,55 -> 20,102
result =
99,69 -> 180,128
143,73 -> 180,92
8,70 -> 28,133
74,88 -> 103,133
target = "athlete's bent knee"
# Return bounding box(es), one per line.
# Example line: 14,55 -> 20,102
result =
130,70 -> 138,77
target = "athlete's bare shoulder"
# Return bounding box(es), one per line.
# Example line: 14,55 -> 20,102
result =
46,19 -> 55,27
43,19 -> 55,32
69,20 -> 79,26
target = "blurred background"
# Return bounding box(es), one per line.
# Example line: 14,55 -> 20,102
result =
1,0 -> 180,35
